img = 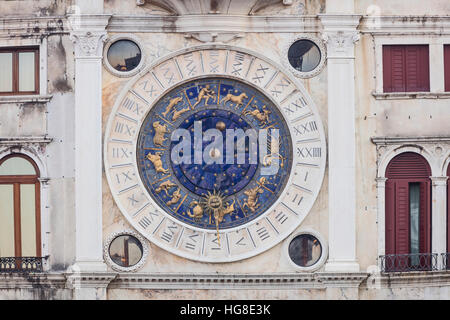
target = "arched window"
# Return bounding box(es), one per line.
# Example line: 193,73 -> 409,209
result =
385,152 -> 431,270
0,154 -> 41,261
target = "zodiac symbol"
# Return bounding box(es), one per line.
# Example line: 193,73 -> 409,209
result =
193,85 -> 215,108
166,188 -> 182,206
172,106 -> 190,121
152,121 -> 168,147
220,91 -> 248,109
146,152 -> 169,174
242,177 -> 269,213
243,104 -> 271,127
262,136 -> 285,168
185,200 -> 204,219
162,96 -> 183,118
155,180 -> 177,196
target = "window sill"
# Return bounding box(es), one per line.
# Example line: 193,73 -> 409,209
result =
0,95 -> 53,104
372,91 -> 450,100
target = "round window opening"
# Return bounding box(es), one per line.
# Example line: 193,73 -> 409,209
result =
288,234 -> 322,267
107,40 -> 142,72
108,235 -> 143,268
287,40 -> 321,73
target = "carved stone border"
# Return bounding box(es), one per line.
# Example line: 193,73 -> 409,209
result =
282,34 -> 326,79
103,230 -> 149,272
283,228 -> 328,272
103,34 -> 146,78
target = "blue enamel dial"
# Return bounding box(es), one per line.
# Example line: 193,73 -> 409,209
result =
137,78 -> 292,230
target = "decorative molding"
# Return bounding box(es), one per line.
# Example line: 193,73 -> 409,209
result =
0,95 -> 53,105
134,0 -> 293,16
70,31 -> 107,58
319,15 -> 362,58
0,273 -> 67,290
372,92 -> 450,100
371,136 -> 450,146
282,34 -> 327,78
184,32 -> 244,43
65,273 -> 116,289
360,15 -> 450,35
103,230 -> 149,272
0,17 -> 67,38
0,136 -> 53,146
107,15 -> 321,33
109,272 -> 367,290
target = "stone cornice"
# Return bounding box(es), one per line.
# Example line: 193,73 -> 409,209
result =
371,136 -> 450,146
107,14 -> 321,33
109,272 -> 368,290
0,16 -> 67,38
0,136 -> 53,146
360,15 -> 450,35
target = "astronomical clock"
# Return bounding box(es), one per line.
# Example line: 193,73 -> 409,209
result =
104,45 -> 326,263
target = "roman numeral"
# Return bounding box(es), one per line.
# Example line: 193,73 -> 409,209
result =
138,80 -> 157,98
128,194 -> 139,207
297,147 -> 321,158
161,223 -> 178,243
138,216 -> 151,229
184,233 -> 199,250
209,51 -> 219,73
121,97 -> 142,115
271,78 -> 291,98
235,237 -> 246,246
184,53 -> 196,76
231,52 -> 245,76
161,63 -> 175,85
115,170 -> 133,184
275,212 -> 288,225
294,121 -> 318,135
114,122 -> 134,136
112,147 -> 130,158
256,227 -> 270,241
292,194 -> 304,205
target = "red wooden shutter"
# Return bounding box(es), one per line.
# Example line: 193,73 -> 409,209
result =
385,180 -> 396,255
383,46 -> 406,92
445,45 -> 450,92
419,180 -> 431,253
383,45 -> 430,93
395,180 -> 410,254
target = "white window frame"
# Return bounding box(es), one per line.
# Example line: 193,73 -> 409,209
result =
373,35 -> 450,99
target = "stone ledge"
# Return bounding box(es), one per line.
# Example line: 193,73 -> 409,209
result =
0,95 -> 53,104
372,91 -> 450,100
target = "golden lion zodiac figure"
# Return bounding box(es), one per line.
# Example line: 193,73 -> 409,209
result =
220,91 -> 248,109
146,152 -> 169,174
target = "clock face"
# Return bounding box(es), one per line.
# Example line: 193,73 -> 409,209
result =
105,46 -> 326,262
136,78 -> 292,231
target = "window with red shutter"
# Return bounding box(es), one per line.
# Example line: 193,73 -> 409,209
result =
445,45 -> 450,92
383,45 -> 430,93
385,152 -> 432,257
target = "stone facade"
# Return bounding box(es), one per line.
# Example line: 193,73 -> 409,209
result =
0,0 -> 449,300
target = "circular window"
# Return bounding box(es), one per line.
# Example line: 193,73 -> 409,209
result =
284,36 -> 326,78
105,231 -> 148,271
105,37 -> 144,76
288,234 -> 322,268
288,40 -> 321,73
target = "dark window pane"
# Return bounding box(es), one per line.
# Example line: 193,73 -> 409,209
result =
107,40 -> 142,72
288,234 -> 322,267
288,40 -> 321,73
109,235 -> 143,267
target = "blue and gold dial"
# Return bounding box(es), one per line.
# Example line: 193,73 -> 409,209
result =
137,78 -> 292,230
